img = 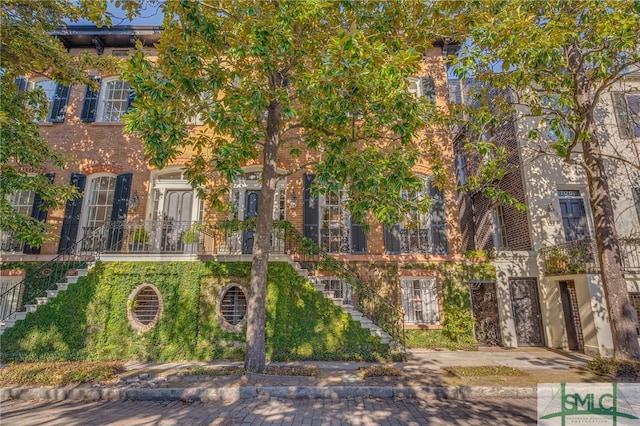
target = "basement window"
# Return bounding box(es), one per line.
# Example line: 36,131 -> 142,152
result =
128,284 -> 163,332
220,285 -> 247,326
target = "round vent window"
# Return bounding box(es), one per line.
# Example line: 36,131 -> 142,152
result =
220,285 -> 247,326
128,284 -> 163,332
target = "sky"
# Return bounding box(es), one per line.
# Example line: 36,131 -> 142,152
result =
72,0 -> 164,26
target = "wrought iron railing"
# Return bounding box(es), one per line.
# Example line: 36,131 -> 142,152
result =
621,238 -> 640,272
82,220 -> 206,254
540,238 -> 599,275
206,219 -> 287,255
279,222 -> 406,348
0,227 -> 102,322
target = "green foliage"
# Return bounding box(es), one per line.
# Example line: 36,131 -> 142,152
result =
130,228 -> 150,244
0,1 -> 122,246
0,261 -> 391,362
405,329 -> 477,351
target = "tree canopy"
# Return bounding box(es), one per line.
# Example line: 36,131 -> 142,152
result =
443,0 -> 640,358
0,0 -> 119,247
124,0 -> 447,370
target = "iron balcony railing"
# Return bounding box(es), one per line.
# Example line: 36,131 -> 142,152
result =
620,238 -> 640,272
540,237 -> 640,276
0,227 -> 101,322
540,238 -> 598,275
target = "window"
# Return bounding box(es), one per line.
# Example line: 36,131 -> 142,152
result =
98,79 -> 134,122
455,153 -> 468,187
85,175 -> 117,232
220,285 -> 247,325
1,190 -> 35,252
320,189 -> 349,253
633,187 -> 640,222
128,284 -> 163,331
492,205 -> 508,249
384,177 -> 448,255
401,278 -> 439,324
408,76 -> 436,104
612,92 -> 640,139
319,277 -> 353,305
17,77 -> 70,123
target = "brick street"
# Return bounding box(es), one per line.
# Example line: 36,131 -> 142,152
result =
0,396 -> 536,425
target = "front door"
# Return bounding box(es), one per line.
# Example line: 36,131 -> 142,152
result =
558,190 -> 589,241
470,281 -> 502,346
242,190 -> 260,254
162,190 -> 193,251
509,278 -> 544,346
559,280 -> 584,351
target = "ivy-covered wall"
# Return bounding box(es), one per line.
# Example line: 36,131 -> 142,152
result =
0,261 -> 390,362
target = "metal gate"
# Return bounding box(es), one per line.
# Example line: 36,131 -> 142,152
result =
470,281 -> 502,346
509,278 -> 544,346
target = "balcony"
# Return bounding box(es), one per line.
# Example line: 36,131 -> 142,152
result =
80,220 -> 288,256
540,237 -> 640,276
540,239 -> 598,275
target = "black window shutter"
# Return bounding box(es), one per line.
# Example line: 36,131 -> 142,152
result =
303,173 -> 319,243
420,76 -> 436,104
49,84 -> 71,123
126,89 -> 136,111
15,77 -> 28,92
106,173 -> 132,251
350,218 -> 367,254
384,223 -> 401,254
58,173 -> 86,254
429,181 -> 448,254
23,173 -> 55,254
80,78 -> 101,122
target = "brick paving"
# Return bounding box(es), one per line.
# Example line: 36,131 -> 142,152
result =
0,396 -> 537,425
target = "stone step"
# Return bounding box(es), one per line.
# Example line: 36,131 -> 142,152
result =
12,312 -> 27,321
66,276 -> 79,284
36,297 -> 48,305
57,282 -> 69,291
77,269 -> 89,277
46,289 -> 58,298
25,304 -> 38,313
2,320 -> 16,328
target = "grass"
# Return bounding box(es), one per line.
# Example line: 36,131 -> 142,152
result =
446,365 -> 528,377
405,329 -> 477,351
0,361 -> 124,386
178,366 -> 244,377
359,365 -> 403,379
178,365 -> 319,377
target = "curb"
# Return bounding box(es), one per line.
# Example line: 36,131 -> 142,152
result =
0,385 -> 537,402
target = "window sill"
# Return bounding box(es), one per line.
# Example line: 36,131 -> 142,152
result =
91,121 -> 125,126
38,122 -> 54,127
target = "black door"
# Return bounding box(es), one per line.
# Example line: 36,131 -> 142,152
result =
242,190 -> 260,254
509,278 -> 544,346
559,281 -> 584,351
558,192 -> 589,241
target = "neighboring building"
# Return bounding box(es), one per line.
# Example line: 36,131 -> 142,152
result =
451,75 -> 640,356
0,26 -> 463,342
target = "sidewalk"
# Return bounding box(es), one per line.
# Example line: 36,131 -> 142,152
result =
0,347 -> 602,403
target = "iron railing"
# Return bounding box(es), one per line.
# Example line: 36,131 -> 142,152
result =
540,238 -> 598,275
540,237 -> 640,276
279,222 -> 406,348
0,231 -> 25,253
82,220 -> 205,254
0,227 -> 101,321
621,238 -> 640,272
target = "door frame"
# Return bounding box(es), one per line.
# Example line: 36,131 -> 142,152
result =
559,280 -> 584,352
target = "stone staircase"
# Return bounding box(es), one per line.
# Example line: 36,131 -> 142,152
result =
287,260 -> 393,345
0,268 -> 90,336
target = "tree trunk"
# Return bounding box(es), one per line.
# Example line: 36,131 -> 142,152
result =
582,135 -> 640,360
565,42 -> 640,360
244,98 -> 282,373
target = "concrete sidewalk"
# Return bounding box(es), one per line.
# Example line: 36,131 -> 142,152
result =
0,347 -> 597,403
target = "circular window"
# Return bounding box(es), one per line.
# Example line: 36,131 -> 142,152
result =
128,284 -> 163,332
220,285 -> 247,326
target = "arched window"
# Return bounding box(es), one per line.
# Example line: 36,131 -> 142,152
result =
220,285 -> 247,326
